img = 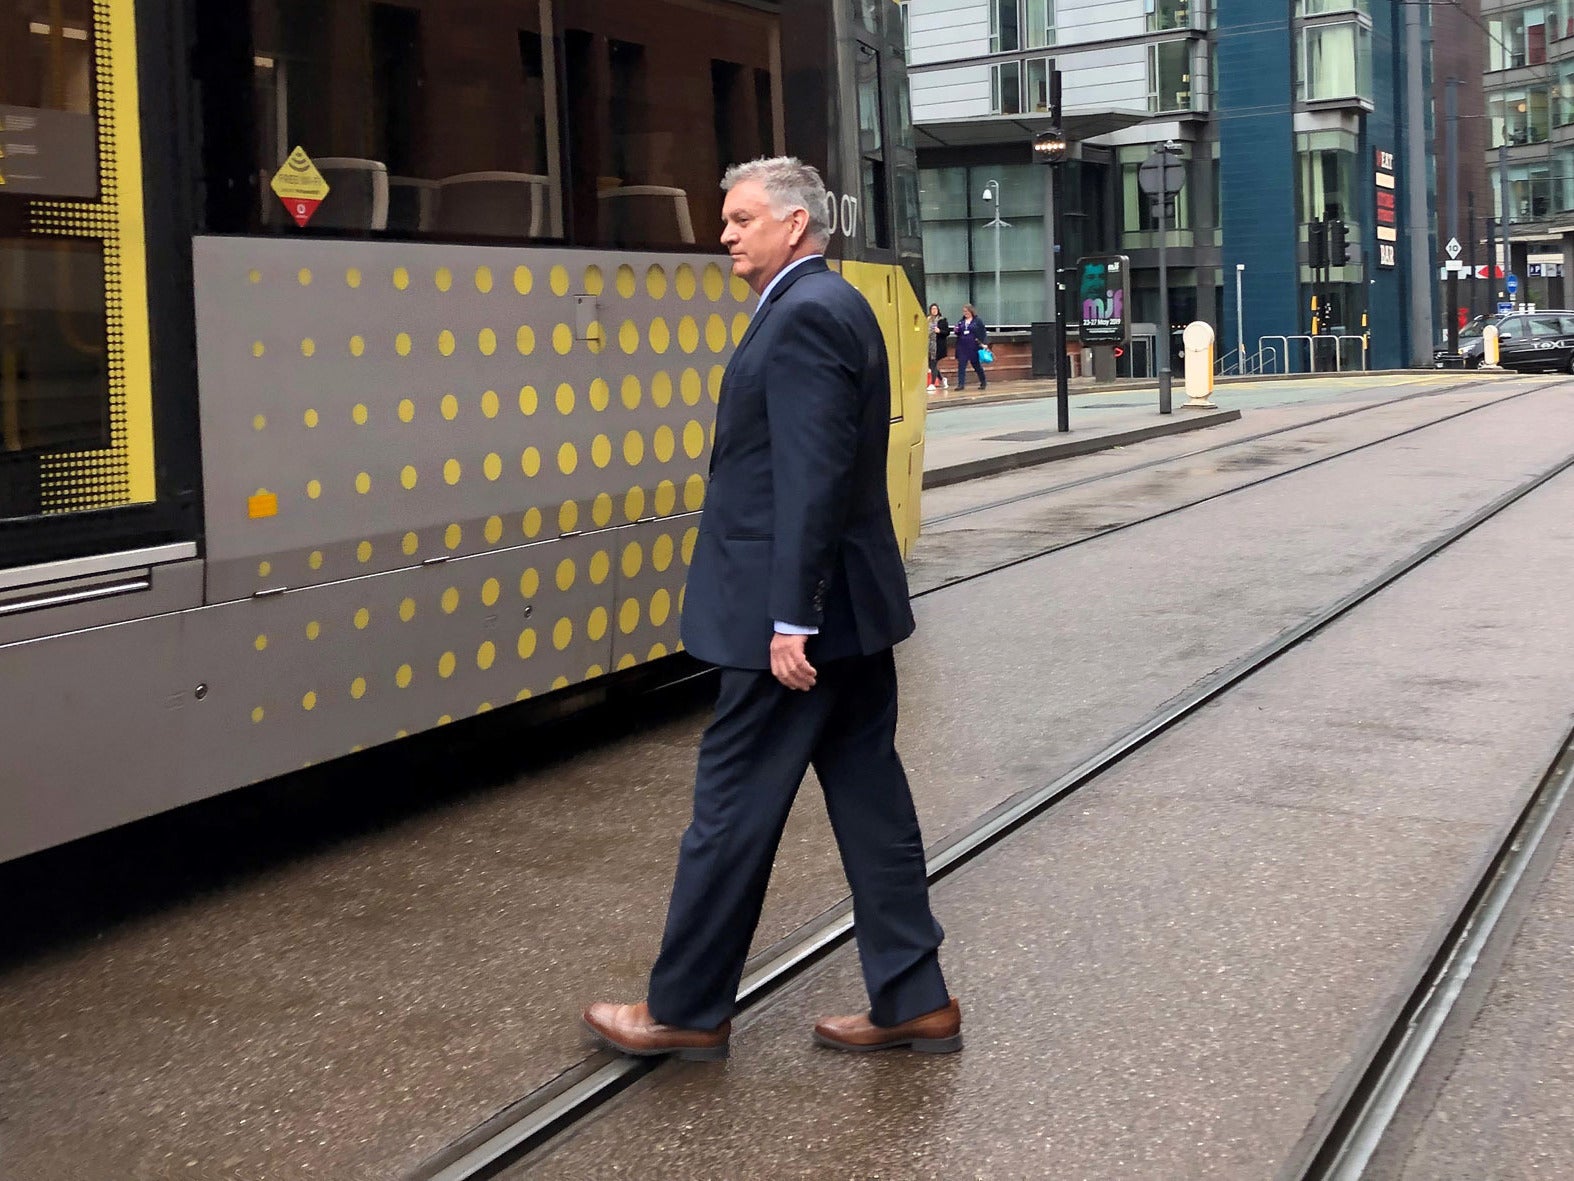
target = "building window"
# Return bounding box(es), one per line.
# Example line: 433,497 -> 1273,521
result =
1489,87 -> 1552,146
1486,5 -> 1574,71
1298,0 -> 1369,13
1147,39 -> 1191,113
1119,146 -> 1192,239
1025,58 -> 1054,112
1298,20 -> 1372,103
1296,130 -> 1357,225
1147,0 -> 1191,32
1025,0 -> 1056,48
1557,62 -> 1574,126
991,60 -> 1023,115
1493,161 -> 1554,219
989,0 -> 1021,52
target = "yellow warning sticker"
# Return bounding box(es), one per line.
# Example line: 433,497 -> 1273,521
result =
247,490 -> 279,519
270,147 -> 331,227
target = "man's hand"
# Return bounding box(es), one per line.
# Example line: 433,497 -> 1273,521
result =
770,632 -> 817,691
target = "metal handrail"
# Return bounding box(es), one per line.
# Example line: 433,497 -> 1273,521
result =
1257,335 -> 1366,375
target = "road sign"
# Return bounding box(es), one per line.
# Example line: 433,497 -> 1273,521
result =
270,146 -> 331,228
1445,237 -> 1462,260
1497,301 -> 1515,315
1137,154 -> 1185,197
1506,273 -> 1520,296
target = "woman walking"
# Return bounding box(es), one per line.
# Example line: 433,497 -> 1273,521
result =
954,303 -> 988,391
927,303 -> 949,391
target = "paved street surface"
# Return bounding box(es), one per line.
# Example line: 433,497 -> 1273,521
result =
1376,793 -> 1574,1181
4,372 -> 1574,1180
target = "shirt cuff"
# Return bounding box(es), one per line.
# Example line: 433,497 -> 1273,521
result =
774,621 -> 819,635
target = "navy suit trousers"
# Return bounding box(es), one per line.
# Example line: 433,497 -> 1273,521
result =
646,650 -> 948,1030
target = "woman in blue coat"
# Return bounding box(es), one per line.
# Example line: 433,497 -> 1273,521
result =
954,303 -> 988,391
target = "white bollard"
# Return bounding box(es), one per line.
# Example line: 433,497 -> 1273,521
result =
1181,321 -> 1218,409
1481,324 -> 1502,369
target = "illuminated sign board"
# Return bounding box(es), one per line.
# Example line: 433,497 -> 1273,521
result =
1077,254 -> 1131,344
1375,148 -> 1397,269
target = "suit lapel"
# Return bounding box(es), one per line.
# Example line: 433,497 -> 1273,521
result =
729,256 -> 829,362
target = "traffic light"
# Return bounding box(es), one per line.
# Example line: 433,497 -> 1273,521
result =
1328,219 -> 1349,266
1309,220 -> 1328,270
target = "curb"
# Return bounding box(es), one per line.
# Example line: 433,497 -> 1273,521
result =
922,408 -> 1244,490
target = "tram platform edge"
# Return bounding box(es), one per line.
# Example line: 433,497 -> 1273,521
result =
923,407 -> 1242,489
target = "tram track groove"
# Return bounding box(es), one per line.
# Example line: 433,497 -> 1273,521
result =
414,422 -> 1574,1181
914,380 -> 1563,600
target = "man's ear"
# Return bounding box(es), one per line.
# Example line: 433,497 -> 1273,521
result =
786,207 -> 810,248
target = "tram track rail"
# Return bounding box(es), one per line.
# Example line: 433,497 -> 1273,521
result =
915,378 -> 1562,599
925,376 -> 1528,528
414,411 -> 1574,1179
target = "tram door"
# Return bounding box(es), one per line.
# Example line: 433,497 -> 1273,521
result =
0,2 -> 196,625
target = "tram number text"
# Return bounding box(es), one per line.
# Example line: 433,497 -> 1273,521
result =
824,191 -> 860,240
1378,243 -> 1396,268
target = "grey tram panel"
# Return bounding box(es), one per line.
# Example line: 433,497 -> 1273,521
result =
0,238 -> 740,862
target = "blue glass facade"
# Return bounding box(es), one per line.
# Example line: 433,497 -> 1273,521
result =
1217,2 -> 1298,365
1217,0 -> 1434,370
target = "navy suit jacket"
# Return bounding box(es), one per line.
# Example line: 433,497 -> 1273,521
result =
679,257 -> 916,671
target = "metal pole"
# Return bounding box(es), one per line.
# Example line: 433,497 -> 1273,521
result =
1049,68 -> 1069,433
1052,163 -> 1069,433
1499,140 -> 1513,304
1468,193 -> 1478,318
1403,0 -> 1434,362
1157,173 -> 1172,414
1236,263 -> 1245,369
1446,78 -> 1460,355
1486,214 -> 1499,307
993,181 -> 1002,325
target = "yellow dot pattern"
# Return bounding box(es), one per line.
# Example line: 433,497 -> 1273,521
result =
216,241 -> 749,743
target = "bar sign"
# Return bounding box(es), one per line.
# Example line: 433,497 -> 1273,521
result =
1374,148 -> 1397,269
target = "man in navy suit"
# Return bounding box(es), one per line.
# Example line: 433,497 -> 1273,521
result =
584,158 -> 960,1059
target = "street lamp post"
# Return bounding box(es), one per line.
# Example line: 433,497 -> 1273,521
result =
981,179 -> 1009,325
1032,76 -> 1070,433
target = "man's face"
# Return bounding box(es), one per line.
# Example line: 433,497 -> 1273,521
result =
720,179 -> 805,293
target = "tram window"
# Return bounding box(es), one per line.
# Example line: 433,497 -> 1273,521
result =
242,0 -> 566,240
0,2 -> 114,522
856,46 -> 890,250
562,0 -> 781,249
219,0 -> 782,248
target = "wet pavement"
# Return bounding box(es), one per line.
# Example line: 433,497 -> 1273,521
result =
1,376 -> 1571,1180
523,412 -> 1574,1180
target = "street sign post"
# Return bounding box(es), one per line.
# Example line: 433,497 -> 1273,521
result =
1506,273 -> 1520,297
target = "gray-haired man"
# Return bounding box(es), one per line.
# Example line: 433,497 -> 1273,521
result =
583,157 -> 959,1059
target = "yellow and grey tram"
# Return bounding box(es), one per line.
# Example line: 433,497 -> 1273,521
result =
0,0 -> 928,862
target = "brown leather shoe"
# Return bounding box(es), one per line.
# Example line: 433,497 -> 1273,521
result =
582,1001 -> 730,1061
813,998 -> 962,1053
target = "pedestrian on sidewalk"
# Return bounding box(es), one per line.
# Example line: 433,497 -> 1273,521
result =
927,303 -> 949,391
955,303 -> 988,391
582,156 -> 961,1063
